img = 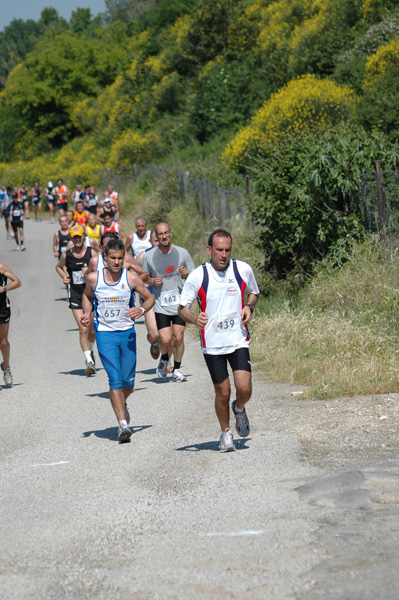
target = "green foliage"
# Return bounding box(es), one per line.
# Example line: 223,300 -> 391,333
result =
249,125 -> 399,276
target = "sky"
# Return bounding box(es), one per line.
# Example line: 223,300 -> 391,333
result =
1,0 -> 107,30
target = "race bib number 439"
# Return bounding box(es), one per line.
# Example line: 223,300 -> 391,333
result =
213,312 -> 240,332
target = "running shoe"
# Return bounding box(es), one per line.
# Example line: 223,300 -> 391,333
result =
157,358 -> 168,378
219,429 -> 235,452
90,351 -> 96,367
167,359 -> 173,373
20,245 -> 26,251
150,342 -> 160,360
85,361 -> 96,375
1,362 -> 12,386
16,245 -> 20,251
125,403 -> 130,425
231,400 -> 250,437
10,231 -> 14,238
171,368 -> 187,382
118,423 -> 132,443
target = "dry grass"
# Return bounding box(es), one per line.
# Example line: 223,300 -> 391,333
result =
250,239 -> 399,399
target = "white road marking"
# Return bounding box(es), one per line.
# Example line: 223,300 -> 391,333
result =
30,461 -> 70,467
201,530 -> 265,537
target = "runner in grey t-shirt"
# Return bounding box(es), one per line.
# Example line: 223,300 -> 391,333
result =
142,221 -> 195,382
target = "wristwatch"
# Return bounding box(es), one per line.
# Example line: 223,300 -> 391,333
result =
139,306 -> 146,316
2,285 -> 7,293
246,303 -> 254,312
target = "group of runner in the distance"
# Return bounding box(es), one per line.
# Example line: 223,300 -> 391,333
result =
0,177 -> 260,452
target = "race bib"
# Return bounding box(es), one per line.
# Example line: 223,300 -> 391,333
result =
159,288 -> 180,308
98,300 -> 126,321
72,270 -> 84,285
13,209 -> 21,217
213,312 -> 240,333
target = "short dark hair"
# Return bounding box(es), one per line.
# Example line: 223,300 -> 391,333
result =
100,231 -> 118,246
208,229 -> 232,247
104,238 -> 125,255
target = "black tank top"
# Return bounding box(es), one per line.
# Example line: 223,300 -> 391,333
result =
65,247 -> 92,294
0,272 -> 10,310
58,231 -> 70,258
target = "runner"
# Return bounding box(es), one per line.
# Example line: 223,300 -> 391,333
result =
81,237 -> 154,443
55,224 -> 97,375
142,221 -> 195,382
108,184 -> 120,220
45,182 -> 57,224
98,194 -> 115,222
71,183 -> 83,208
87,232 -> 148,281
179,229 -> 260,452
30,181 -> 42,222
125,217 -> 152,259
0,262 -> 22,388
56,178 -> 70,216
19,183 -> 29,219
85,212 -> 101,246
135,229 -> 164,361
53,215 -> 71,259
84,186 -> 99,216
66,210 -> 75,227
10,193 -> 25,251
73,200 -> 89,227
2,187 -> 13,239
100,213 -> 125,242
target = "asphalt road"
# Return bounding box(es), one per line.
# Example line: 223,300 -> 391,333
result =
1,219 -> 398,599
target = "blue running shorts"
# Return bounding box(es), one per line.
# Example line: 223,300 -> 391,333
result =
96,328 -> 137,390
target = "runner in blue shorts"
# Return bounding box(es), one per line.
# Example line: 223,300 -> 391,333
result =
81,238 -> 154,443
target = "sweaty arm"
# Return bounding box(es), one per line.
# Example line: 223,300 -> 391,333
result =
124,254 -> 149,282
55,253 -> 69,283
0,263 -> 21,293
80,273 -> 96,326
126,272 -> 155,319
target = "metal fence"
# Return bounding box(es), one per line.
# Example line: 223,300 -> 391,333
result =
100,163 -> 249,226
359,163 -> 399,240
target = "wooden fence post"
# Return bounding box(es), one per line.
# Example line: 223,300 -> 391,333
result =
374,160 -> 386,242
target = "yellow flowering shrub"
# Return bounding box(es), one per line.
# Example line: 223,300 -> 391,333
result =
364,39 -> 399,89
223,74 -> 357,169
108,130 -> 163,168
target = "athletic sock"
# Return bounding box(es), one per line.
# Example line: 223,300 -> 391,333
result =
234,403 -> 244,413
174,361 -> 181,371
119,419 -> 128,427
161,353 -> 169,361
90,342 -> 95,351
83,350 -> 92,364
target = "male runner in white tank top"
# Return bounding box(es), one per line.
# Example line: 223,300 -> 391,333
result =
179,229 -> 259,452
81,238 -> 154,443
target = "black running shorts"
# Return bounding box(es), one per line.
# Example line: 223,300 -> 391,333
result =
203,347 -> 251,384
0,306 -> 11,324
155,312 -> 186,330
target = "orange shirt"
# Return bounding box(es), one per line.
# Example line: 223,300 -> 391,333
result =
74,209 -> 89,226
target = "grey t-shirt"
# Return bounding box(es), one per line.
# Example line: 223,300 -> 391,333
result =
142,245 -> 195,315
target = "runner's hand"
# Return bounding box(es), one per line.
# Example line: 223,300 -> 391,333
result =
196,312 -> 208,329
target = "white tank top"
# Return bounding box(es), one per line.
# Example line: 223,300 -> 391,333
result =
97,253 -> 105,271
131,230 -> 152,258
93,267 -> 134,332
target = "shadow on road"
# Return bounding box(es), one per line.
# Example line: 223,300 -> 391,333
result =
82,424 -> 153,441
59,369 -> 101,377
54,297 -> 68,302
175,438 -> 251,452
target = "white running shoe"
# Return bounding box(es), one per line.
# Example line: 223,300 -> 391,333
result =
85,361 -> 96,375
171,368 -> 187,382
1,362 -> 12,386
219,429 -> 235,452
118,423 -> 132,443
157,358 -> 168,378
